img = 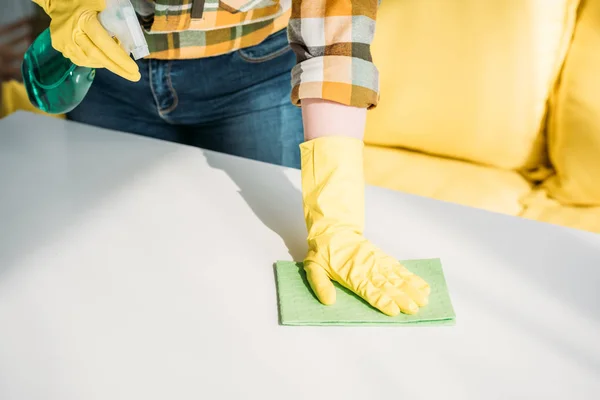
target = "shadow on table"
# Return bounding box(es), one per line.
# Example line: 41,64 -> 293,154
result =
202,150 -> 307,262
401,192 -> 600,372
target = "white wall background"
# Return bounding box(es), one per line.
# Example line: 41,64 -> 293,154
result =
1,1 -> 39,79
0,0 -> 36,25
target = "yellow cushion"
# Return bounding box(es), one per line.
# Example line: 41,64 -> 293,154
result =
544,0 -> 600,206
364,145 -> 531,216
520,190 -> 600,233
1,80 -> 65,119
367,0 -> 579,170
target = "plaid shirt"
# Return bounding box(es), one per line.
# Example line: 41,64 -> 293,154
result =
132,0 -> 380,108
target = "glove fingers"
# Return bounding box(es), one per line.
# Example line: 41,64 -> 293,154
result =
397,278 -> 428,307
75,33 -> 140,82
77,14 -> 141,81
305,263 -> 336,306
68,52 -> 105,69
62,43 -> 93,67
388,271 -> 429,307
407,274 -> 431,297
361,283 -> 401,316
382,282 -> 419,315
393,261 -> 431,297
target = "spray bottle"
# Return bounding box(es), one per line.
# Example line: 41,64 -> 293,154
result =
21,0 -> 149,115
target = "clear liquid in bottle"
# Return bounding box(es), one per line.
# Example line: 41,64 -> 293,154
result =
21,28 -> 96,115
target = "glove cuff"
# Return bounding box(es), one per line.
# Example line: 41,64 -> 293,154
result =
300,136 -> 366,241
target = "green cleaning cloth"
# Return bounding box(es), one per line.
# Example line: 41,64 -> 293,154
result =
275,258 -> 456,326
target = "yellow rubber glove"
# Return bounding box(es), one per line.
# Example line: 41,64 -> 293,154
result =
300,136 -> 431,316
32,0 -> 140,82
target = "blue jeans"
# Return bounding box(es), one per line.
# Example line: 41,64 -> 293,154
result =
68,29 -> 303,168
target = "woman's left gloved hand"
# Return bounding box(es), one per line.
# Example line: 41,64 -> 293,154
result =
300,136 -> 431,316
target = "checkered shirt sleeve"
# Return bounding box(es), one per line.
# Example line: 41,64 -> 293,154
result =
288,0 -> 380,109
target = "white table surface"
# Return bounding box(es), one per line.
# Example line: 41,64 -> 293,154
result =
1,112 -> 599,400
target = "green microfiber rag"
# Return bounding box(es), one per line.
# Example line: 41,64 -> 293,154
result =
275,258 -> 456,326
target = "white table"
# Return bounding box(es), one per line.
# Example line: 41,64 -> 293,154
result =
1,112 -> 599,400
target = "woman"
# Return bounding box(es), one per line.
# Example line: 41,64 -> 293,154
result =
33,0 -> 431,316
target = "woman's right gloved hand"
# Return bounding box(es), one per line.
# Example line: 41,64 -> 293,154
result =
32,0 -> 140,81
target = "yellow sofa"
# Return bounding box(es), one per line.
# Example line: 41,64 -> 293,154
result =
1,80 -> 63,119
365,0 -> 600,234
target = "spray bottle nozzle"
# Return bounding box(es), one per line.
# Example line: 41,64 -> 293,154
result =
98,0 -> 149,60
